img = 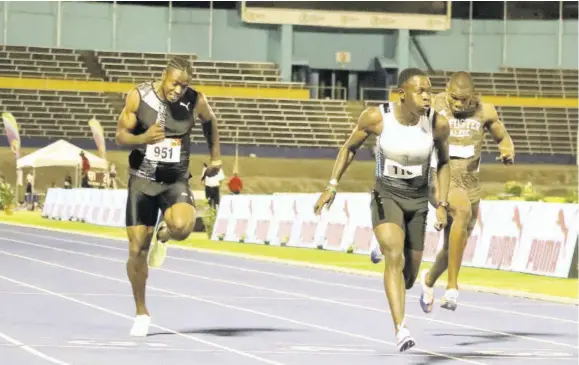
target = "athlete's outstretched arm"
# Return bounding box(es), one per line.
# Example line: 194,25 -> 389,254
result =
484,103 -> 514,164
314,107 -> 381,214
329,106 -> 381,184
433,112 -> 451,211
115,89 -> 164,146
196,92 -> 221,163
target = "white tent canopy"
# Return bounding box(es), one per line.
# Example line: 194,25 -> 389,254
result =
16,139 -> 108,170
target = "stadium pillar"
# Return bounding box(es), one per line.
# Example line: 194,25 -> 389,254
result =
3,2 -> 8,44
279,24 -> 293,82
396,29 -> 410,70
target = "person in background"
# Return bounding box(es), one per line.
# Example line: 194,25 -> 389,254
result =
227,173 -> 243,195
202,162 -> 224,208
64,173 -> 72,189
109,163 -> 117,189
26,171 -> 34,197
80,151 -> 90,188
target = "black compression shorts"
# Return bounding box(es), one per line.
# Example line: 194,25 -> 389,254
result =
126,175 -> 195,227
370,187 -> 428,252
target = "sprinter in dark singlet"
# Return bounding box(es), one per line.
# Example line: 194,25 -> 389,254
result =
314,68 -> 451,352
420,72 -> 514,313
116,56 -> 222,337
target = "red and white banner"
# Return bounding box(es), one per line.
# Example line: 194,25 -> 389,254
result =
42,189 -> 578,278
213,194 -> 578,278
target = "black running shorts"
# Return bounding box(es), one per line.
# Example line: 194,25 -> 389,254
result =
370,187 -> 428,252
126,175 -> 195,227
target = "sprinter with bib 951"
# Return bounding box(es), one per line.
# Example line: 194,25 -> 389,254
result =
116,56 -> 222,337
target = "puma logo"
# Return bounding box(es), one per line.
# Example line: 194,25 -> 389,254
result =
179,101 -> 191,111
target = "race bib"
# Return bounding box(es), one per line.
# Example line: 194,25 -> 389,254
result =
383,158 -> 422,179
449,144 -> 475,158
145,139 -> 181,163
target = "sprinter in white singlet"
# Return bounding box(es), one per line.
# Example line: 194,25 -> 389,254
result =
314,68 -> 452,352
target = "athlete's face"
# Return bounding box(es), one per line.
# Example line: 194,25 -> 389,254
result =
400,75 -> 432,114
446,84 -> 474,114
162,68 -> 191,103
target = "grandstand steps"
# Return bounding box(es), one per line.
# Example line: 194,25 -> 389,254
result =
79,50 -> 108,81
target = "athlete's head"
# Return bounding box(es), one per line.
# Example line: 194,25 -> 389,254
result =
397,68 -> 432,115
161,56 -> 193,103
445,72 -> 475,114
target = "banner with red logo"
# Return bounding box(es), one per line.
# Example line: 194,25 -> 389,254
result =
213,193 -> 578,278
41,189 -> 578,278
513,202 -> 578,277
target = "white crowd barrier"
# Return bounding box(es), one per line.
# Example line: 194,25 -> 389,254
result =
41,188 -> 578,278
211,193 -> 579,279
42,188 -> 128,227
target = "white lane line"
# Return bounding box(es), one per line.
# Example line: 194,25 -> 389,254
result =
4,227 -> 576,324
0,278 -> 285,365
3,236 -> 577,351
0,247 -> 485,364
0,331 -> 71,365
1,224 -> 576,305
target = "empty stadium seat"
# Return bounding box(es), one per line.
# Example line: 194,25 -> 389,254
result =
0,45 -> 96,80
364,100 -> 576,156
426,68 -> 578,97
1,88 -> 575,156
95,50 -> 298,88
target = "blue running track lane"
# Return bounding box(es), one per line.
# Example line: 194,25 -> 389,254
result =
0,223 -> 577,365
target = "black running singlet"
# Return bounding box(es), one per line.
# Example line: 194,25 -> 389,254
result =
128,82 -> 198,184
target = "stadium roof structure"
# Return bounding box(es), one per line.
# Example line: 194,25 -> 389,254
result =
16,139 -> 108,170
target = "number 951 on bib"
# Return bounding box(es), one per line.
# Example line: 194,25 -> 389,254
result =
145,139 -> 181,163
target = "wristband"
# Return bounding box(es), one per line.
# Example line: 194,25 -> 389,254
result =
325,186 -> 337,194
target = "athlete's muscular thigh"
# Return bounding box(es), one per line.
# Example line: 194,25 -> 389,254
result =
157,181 -> 196,230
447,185 -> 472,222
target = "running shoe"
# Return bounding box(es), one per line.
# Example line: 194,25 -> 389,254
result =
440,288 -> 459,311
419,269 -> 434,313
148,212 -> 168,268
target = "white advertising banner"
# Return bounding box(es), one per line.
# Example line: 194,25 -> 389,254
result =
41,189 -> 578,278
213,193 -> 578,278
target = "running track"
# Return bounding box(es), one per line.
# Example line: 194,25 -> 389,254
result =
0,223 -> 577,365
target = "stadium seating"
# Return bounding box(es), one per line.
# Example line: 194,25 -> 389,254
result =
105,92 -> 354,147
2,86 -> 575,156
364,100 -> 577,156
0,45 -> 305,89
95,51 -> 299,87
0,45 -> 95,80
427,68 -> 578,97
1,88 -> 355,148
0,88 -> 116,139
0,45 -> 575,157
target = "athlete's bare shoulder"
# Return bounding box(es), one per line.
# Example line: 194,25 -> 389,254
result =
432,92 -> 452,118
357,105 -> 383,135
479,101 -> 500,125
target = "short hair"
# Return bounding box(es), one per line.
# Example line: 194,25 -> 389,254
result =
448,71 -> 475,91
166,56 -> 193,75
397,68 -> 428,88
